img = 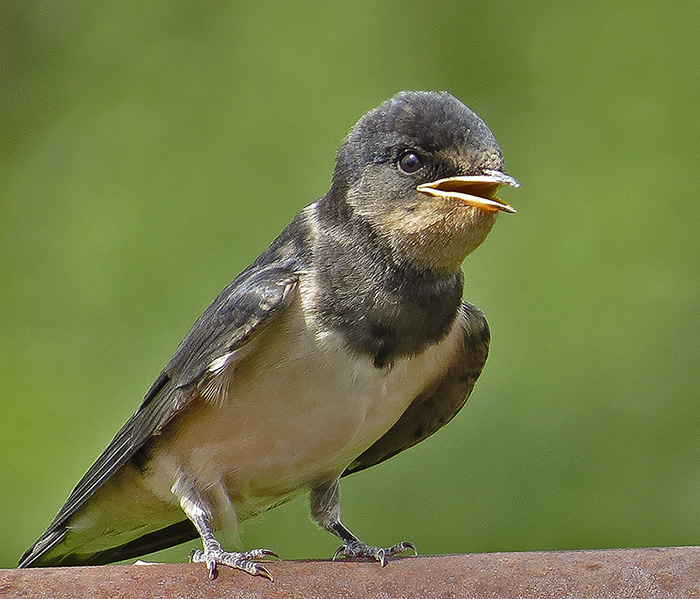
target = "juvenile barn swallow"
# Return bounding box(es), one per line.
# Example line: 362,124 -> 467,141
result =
19,91 -> 518,578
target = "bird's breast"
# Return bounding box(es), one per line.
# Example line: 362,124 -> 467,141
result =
145,291 -> 464,520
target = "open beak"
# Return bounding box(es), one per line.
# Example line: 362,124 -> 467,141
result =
416,169 -> 519,214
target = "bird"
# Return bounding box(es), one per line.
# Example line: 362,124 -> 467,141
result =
19,90 -> 518,579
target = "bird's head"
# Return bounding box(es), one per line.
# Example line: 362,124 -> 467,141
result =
329,91 -> 519,274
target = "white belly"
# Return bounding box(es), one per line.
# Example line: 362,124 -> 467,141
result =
145,293 -> 463,522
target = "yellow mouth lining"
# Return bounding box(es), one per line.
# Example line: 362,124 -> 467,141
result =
417,173 -> 519,214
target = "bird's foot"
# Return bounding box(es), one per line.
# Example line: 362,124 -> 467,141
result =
333,540 -> 417,566
190,546 -> 278,580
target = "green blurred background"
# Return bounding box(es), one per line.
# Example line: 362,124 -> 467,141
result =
1,1 -> 698,569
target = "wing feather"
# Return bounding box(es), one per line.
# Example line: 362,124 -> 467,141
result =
19,261 -> 300,567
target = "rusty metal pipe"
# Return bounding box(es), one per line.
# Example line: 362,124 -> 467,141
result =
2,547 -> 698,598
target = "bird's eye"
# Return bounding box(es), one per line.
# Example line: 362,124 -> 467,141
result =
398,151 -> 424,174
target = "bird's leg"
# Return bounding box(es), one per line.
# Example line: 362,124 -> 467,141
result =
173,479 -> 277,580
310,479 -> 416,566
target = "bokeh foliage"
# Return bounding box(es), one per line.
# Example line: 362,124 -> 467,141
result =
1,1 -> 698,568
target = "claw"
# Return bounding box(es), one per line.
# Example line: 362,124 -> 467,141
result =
248,548 -> 280,561
333,539 -> 416,566
190,546 -> 276,580
332,545 -> 346,561
255,564 -> 274,582
206,558 -> 217,580
389,541 -> 417,557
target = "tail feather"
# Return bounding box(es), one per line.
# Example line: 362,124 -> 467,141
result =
18,528 -> 68,568
19,520 -> 198,568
